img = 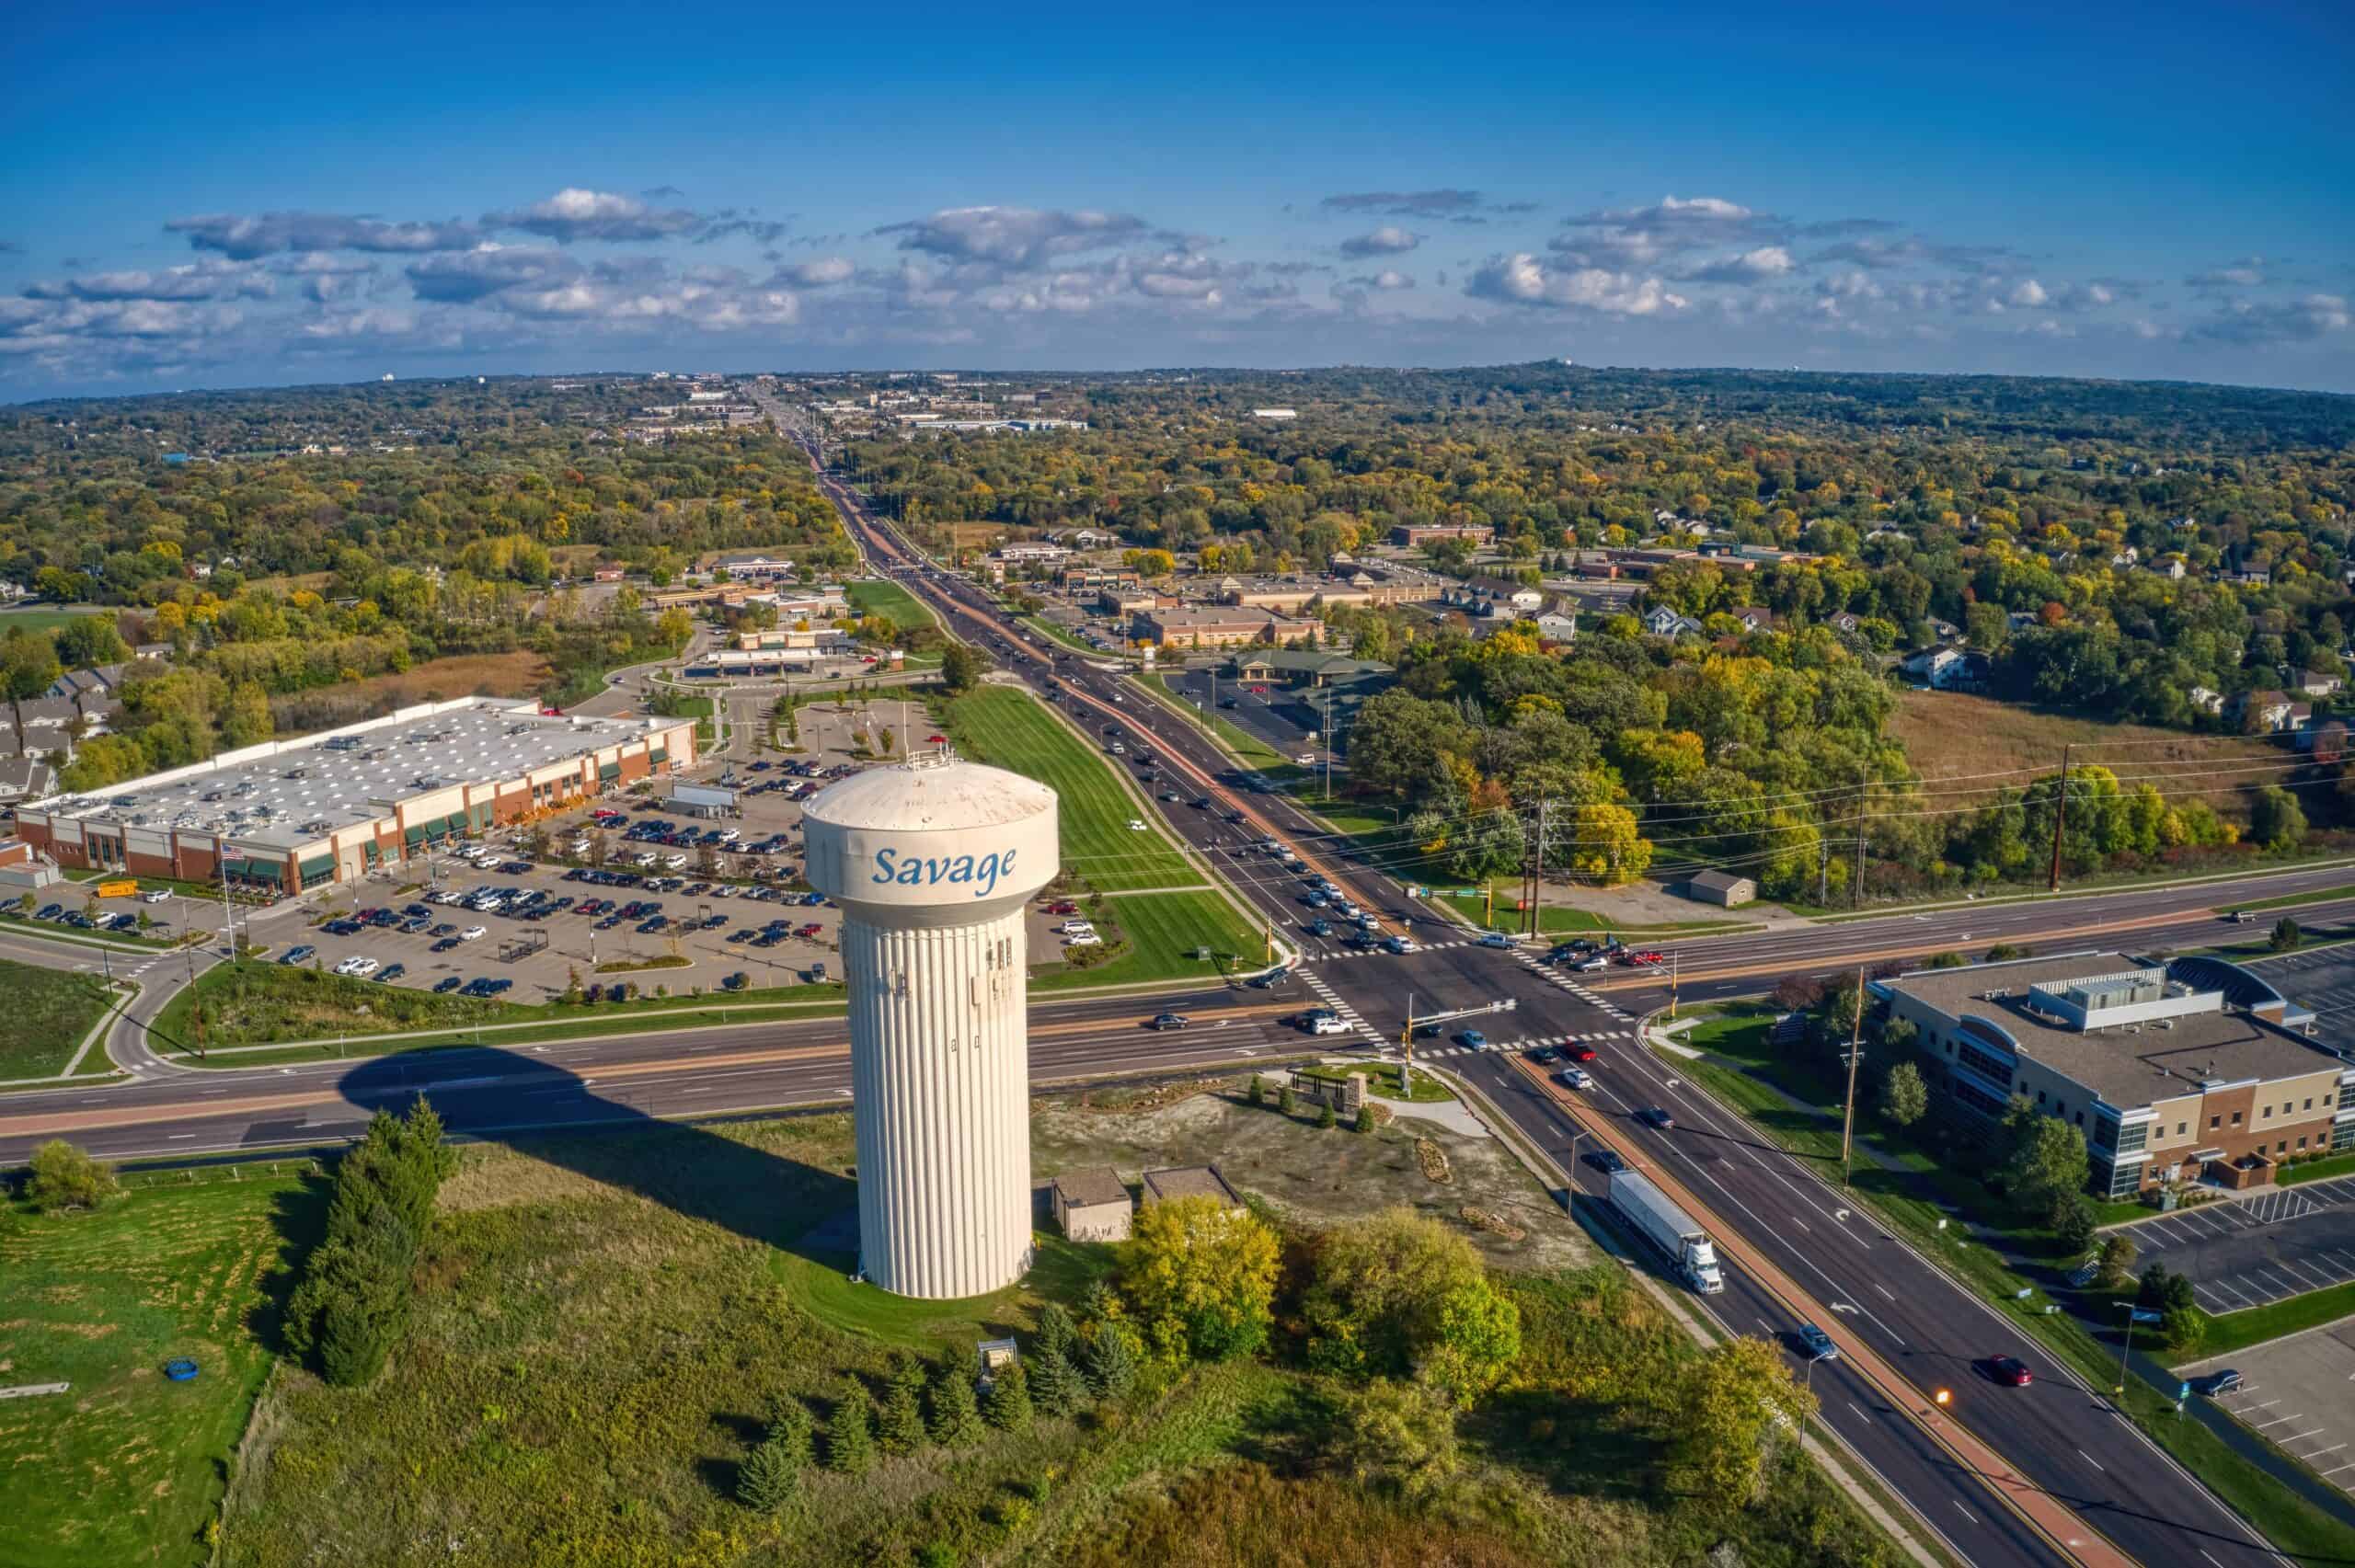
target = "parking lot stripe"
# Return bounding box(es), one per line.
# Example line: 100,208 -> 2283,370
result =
2281,1428 -> 2326,1445
2252,1412 -> 2305,1428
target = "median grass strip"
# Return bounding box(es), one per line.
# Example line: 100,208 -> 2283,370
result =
1666,1001 -> 2355,1563
1035,887 -> 1261,992
0,1167 -> 324,1568
1441,889 -> 1752,937
0,958 -> 118,1079
934,682 -> 1196,893
2212,882 -> 2355,915
1296,1059 -> 1456,1103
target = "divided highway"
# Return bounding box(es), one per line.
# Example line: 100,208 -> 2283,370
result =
814,452 -> 2293,1568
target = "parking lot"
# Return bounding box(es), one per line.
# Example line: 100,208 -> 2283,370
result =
2182,1322 -> 2355,1494
1166,667 -> 1322,759
274,697 -> 1081,1001
2243,944 -> 2355,1028
2116,1178 -> 2355,1313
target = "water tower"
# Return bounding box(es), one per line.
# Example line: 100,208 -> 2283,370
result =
801,753 -> 1059,1298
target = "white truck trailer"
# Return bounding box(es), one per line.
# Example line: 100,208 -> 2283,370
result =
1607,1169 -> 1725,1294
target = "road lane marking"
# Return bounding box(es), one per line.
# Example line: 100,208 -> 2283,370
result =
2077,1448 -> 2106,1471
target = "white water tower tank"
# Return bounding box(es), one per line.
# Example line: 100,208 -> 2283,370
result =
802,753 -> 1059,1298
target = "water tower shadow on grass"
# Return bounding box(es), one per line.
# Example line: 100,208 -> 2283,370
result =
335,1046 -> 854,1262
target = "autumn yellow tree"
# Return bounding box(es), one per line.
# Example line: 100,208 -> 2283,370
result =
1119,1195 -> 1279,1364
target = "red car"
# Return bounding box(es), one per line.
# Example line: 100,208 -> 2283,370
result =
1988,1356 -> 2034,1387
1046,900 -> 1078,915
1568,1044 -> 1599,1063
1626,950 -> 1665,967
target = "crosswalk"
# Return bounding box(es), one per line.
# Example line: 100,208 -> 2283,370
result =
1413,1028 -> 1638,1059
1515,952 -> 1638,1021
1294,967 -> 1385,1045
1306,938 -> 1476,961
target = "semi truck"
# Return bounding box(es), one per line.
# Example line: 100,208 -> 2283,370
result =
1607,1169 -> 1725,1294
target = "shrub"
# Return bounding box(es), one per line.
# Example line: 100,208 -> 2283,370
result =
1084,1321 -> 1141,1400
1246,1074 -> 1264,1107
1317,1101 -> 1338,1130
1353,1104 -> 1374,1135
25,1139 -> 121,1213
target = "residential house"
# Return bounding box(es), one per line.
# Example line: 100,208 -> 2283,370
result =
1445,576 -> 1546,618
1901,647 -> 1970,689
2294,670 -> 2344,698
2188,686 -> 2224,715
1643,605 -> 1706,638
2232,690 -> 2300,732
1829,612 -> 1864,635
1729,605 -> 1777,635
1532,610 -> 1580,642
0,757 -> 55,806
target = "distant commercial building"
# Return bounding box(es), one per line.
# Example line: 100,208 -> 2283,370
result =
1875,953 -> 2355,1196
14,699 -> 695,895
1251,408 -> 1298,420
1390,523 -> 1492,548
1134,606 -> 1326,651
1051,1168 -> 1134,1242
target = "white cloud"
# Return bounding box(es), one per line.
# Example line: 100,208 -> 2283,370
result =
879,206 -> 1148,269
1678,246 -> 1794,282
168,212 -> 479,258
1466,254 -> 1687,315
25,260 -> 273,303
406,246 -> 580,303
1339,225 -> 1420,258
782,257 -> 855,287
486,188 -> 702,243
2008,278 -> 2050,308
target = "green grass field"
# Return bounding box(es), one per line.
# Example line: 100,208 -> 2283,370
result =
1439,889 -> 1751,937
936,684 -> 1197,894
0,959 -> 115,1079
0,606 -> 111,635
844,577 -> 935,629
1035,888 -> 1263,991
0,1168 -> 323,1568
1296,1060 -> 1457,1103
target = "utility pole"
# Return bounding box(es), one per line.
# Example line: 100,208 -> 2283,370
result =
1818,836 -> 1829,908
2048,742 -> 2073,893
1669,948 -> 1681,1020
1401,990 -> 1416,1096
1852,761 -> 1869,910
1840,966 -> 1866,1186
1527,797 -> 1552,937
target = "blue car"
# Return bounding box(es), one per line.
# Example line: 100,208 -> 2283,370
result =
1796,1324 -> 1838,1362
1458,1030 -> 1488,1050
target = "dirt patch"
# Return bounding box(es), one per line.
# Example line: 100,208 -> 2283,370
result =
1033,1089 -> 1591,1272
268,651 -> 554,735
1891,690 -> 2279,818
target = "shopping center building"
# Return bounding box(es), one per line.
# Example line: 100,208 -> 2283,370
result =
13,698 -> 695,894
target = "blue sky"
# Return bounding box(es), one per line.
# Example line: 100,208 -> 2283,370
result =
5,0 -> 2350,397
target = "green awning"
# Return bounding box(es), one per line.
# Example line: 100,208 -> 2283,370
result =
598,761 -> 622,780
404,826 -> 428,845
648,748 -> 669,765
227,857 -> 282,881
297,854 -> 334,881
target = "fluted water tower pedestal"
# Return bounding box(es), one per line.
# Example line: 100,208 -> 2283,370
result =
801,753 -> 1059,1298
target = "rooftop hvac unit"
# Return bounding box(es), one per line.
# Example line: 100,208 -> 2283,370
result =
282,768 -> 307,779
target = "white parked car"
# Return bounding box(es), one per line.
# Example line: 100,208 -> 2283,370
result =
1296,753 -> 1316,765
460,925 -> 487,942
662,854 -> 689,870
1064,932 -> 1103,947
1058,920 -> 1096,935
142,888 -> 172,903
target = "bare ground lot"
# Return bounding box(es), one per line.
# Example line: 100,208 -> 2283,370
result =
1031,1085 -> 1594,1272
1891,690 -> 2282,818
268,651 -> 553,733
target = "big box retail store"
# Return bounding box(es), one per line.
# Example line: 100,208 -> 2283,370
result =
14,698 -> 697,895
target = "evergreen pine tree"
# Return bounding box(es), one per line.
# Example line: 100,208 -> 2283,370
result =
828,1388 -> 876,1475
878,1368 -> 927,1457
1318,1100 -> 1338,1129
982,1360 -> 1032,1432
928,1364 -> 982,1446
1247,1074 -> 1265,1106
764,1395 -> 815,1471
1353,1104 -> 1374,1134
1035,1302 -> 1078,1362
1029,1344 -> 1086,1415
1084,1322 -> 1140,1400
1279,1083 -> 1296,1115
738,1436 -> 801,1514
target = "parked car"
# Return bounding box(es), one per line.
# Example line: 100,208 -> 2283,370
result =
2193,1369 -> 2244,1397
280,944 -> 316,966
460,925 -> 487,941
433,976 -> 463,993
